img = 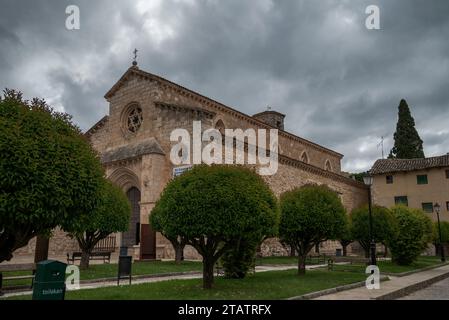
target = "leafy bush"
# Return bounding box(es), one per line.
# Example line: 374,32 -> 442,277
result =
220,236 -> 259,279
389,206 -> 433,265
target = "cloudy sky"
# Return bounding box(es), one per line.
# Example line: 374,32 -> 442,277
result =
1,0 -> 448,172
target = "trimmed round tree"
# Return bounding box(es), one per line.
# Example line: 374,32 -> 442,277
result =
389,206 -> 433,265
279,184 -> 347,275
150,164 -> 279,289
350,205 -> 395,257
0,89 -> 104,263
65,180 -> 131,269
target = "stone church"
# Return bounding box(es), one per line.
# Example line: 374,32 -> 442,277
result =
14,62 -> 368,262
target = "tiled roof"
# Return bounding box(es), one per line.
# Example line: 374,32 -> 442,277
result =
370,155 -> 449,175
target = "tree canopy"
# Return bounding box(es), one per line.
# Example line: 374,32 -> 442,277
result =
0,89 -> 105,263
388,99 -> 425,159
388,206 -> 433,265
66,179 -> 131,268
150,164 -> 279,288
279,184 -> 347,275
350,205 -> 396,257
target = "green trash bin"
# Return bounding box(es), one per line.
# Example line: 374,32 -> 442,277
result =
32,260 -> 67,300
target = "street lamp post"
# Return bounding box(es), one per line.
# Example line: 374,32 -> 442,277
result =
434,203 -> 445,262
363,174 -> 377,266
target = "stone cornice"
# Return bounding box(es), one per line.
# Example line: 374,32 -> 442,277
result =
154,101 -> 216,119
279,154 -> 368,190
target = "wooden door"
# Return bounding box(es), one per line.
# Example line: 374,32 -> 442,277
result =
140,224 -> 156,260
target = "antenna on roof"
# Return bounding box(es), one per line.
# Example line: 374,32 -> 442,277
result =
377,136 -> 385,159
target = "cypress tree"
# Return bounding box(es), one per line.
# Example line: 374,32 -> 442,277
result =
388,99 -> 425,159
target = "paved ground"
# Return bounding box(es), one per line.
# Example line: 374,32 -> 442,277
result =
313,264 -> 449,300
399,277 -> 449,300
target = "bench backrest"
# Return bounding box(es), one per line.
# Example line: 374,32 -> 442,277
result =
0,263 -> 36,272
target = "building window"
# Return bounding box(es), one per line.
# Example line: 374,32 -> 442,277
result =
446,169 -> 449,179
446,201 -> 449,211
124,104 -> 143,133
301,151 -> 309,164
422,202 -> 434,213
386,175 -> 393,184
417,174 -> 428,185
394,196 -> 408,206
325,160 -> 332,172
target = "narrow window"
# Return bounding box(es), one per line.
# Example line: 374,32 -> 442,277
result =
394,196 -> 408,206
386,175 -> 393,184
446,169 -> 449,179
446,201 -> 449,211
417,174 -> 428,185
422,202 -> 434,213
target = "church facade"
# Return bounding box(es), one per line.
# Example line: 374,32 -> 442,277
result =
13,64 -> 368,261
84,64 -> 368,260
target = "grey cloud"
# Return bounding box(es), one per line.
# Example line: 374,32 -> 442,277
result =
0,0 -> 448,172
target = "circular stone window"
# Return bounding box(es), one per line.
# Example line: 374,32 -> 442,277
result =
124,104 -> 143,134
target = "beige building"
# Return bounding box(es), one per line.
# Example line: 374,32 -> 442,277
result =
370,155 -> 449,222
12,63 -> 368,262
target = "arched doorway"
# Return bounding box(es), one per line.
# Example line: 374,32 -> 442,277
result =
122,187 -> 141,248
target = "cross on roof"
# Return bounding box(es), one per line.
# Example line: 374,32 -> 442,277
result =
132,48 -> 138,66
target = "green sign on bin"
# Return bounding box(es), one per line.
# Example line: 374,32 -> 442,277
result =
32,260 -> 67,300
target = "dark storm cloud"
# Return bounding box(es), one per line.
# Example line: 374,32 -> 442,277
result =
0,0 -> 448,172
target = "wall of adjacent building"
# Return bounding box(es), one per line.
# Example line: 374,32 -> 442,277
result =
372,166 -> 449,222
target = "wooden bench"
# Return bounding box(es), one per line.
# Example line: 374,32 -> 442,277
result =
67,236 -> 116,265
0,263 -> 36,294
67,251 -> 112,264
326,256 -> 370,271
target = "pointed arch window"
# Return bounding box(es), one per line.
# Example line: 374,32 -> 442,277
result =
301,151 -> 309,164
325,160 -> 332,172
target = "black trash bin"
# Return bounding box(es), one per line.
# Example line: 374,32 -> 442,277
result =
32,260 -> 67,300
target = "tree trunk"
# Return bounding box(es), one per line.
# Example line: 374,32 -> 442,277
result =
290,245 -> 296,257
342,244 -> 347,257
34,235 -> 49,263
202,258 -> 215,289
383,244 -> 388,258
175,244 -> 185,264
80,250 -> 91,269
297,254 -> 306,275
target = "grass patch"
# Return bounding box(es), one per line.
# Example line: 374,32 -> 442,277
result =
0,260 -> 202,288
329,256 -> 445,274
6,269 -> 366,300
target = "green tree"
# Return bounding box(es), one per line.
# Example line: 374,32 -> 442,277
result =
388,99 -> 425,159
432,221 -> 449,255
66,180 -> 131,269
388,206 -> 433,265
350,205 -> 396,258
150,165 -> 279,289
0,89 -> 104,263
339,215 -> 353,256
279,184 -> 347,275
151,211 -> 186,264
349,172 -> 367,183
